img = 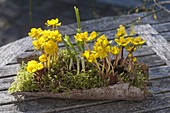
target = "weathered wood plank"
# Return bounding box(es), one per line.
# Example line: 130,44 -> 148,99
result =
137,54 -> 166,67
135,24 -> 170,66
133,104 -> 170,113
54,93 -> 170,113
148,107 -> 170,113
150,78 -> 170,94
142,10 -> 170,25
58,10 -> 170,35
0,76 -> 15,91
0,64 -> 20,78
0,98 -> 110,113
152,22 -> 170,33
149,65 -> 170,80
0,90 -> 170,113
0,91 -> 44,106
0,37 -> 32,69
0,92 -> 169,113
3,93 -> 168,113
160,32 -> 170,42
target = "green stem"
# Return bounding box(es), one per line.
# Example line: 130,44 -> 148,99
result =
128,0 -> 153,14
61,36 -> 72,55
121,46 -> 136,66
65,35 -> 78,55
52,25 -> 55,31
102,59 -> 105,76
76,56 -> 80,74
81,57 -> 85,72
69,58 -> 73,70
113,54 -> 119,69
47,55 -> 51,71
95,61 -> 102,77
105,57 -> 110,77
74,6 -> 81,33
125,8 -> 162,26
62,35 -> 76,70
84,42 -> 90,50
120,46 -> 124,61
80,41 -> 85,72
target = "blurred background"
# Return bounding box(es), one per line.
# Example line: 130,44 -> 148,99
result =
0,0 -> 165,46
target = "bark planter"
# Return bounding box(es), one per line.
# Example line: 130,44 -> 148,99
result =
11,83 -> 151,101
10,54 -> 152,101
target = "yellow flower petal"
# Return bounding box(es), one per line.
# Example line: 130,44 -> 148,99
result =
26,60 -> 38,73
37,63 -> 44,70
39,54 -> 47,62
111,46 -> 120,55
88,31 -> 97,40
115,25 -> 127,37
44,40 -> 58,55
132,57 -> 137,62
45,18 -> 61,27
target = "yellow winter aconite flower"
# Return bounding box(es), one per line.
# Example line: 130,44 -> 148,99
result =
128,54 -> 133,58
44,40 -> 58,55
125,46 -> 136,52
26,60 -> 44,73
74,31 -> 97,42
111,46 -> 120,55
82,50 -> 96,63
38,36 -> 46,47
89,31 -> 97,40
131,36 -> 145,45
94,35 -> 111,59
74,31 -> 88,42
28,28 -> 42,39
37,63 -> 44,70
115,36 -> 131,46
39,54 -> 47,62
27,60 -> 38,73
48,30 -> 62,42
115,25 -> 127,37
42,30 -> 51,38
32,40 -> 41,50
45,18 -> 61,27
132,57 -> 137,62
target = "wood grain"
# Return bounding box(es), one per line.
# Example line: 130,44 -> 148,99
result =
58,10 -> 170,35
0,37 -> 32,69
0,64 -> 20,78
135,24 -> 170,66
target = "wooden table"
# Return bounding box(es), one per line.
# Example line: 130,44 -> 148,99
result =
0,10 -> 170,113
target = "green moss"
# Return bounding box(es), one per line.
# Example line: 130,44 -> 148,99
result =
118,63 -> 149,89
9,49 -> 107,93
9,49 -> 149,94
8,63 -> 38,94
